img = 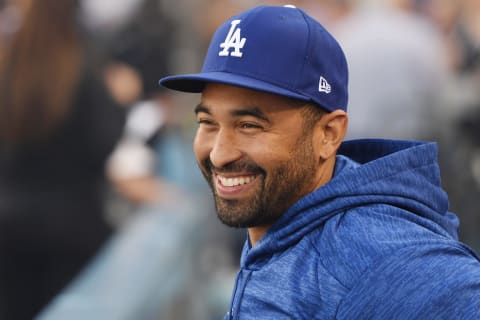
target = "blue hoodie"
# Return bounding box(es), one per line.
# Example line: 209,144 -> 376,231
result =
224,139 -> 480,319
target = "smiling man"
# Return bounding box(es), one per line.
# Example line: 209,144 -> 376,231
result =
159,5 -> 480,319
194,83 -> 343,245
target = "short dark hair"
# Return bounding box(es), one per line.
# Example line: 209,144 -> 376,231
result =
283,97 -> 327,133
300,103 -> 327,132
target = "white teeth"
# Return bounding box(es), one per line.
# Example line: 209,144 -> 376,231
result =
218,175 -> 255,187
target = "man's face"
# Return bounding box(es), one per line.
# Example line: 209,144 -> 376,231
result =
194,83 -> 322,228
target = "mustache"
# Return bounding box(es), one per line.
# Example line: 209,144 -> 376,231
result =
202,158 -> 265,175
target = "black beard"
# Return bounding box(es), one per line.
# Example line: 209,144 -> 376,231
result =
198,135 -> 317,229
199,159 -> 272,228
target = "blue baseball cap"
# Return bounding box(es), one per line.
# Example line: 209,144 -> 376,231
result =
159,5 -> 348,112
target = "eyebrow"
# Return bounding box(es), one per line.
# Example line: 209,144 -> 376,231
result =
194,104 -> 210,115
194,103 -> 270,123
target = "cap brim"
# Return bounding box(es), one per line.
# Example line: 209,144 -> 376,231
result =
159,71 -> 310,102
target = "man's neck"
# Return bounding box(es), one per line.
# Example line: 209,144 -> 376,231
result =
247,225 -> 271,247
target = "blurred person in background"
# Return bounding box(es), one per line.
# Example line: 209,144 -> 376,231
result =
319,0 -> 452,141
0,0 -> 134,318
103,0 -> 186,209
397,0 -> 480,253
420,0 -> 480,253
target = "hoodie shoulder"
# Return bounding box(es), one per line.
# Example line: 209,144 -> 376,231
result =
311,205 -> 480,318
329,210 -> 480,318
313,204 -> 471,290
335,244 -> 480,319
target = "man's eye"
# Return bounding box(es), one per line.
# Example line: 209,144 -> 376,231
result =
197,119 -> 214,126
240,122 -> 262,129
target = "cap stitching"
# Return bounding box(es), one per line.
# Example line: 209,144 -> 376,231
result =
296,9 -> 312,96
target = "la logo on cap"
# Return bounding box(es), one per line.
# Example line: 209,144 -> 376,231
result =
219,19 -> 246,57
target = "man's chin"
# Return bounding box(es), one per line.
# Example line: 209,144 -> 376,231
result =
217,216 -> 258,229
215,202 -> 277,229
214,199 -> 251,227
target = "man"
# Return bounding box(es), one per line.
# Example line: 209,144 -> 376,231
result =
159,5 -> 480,319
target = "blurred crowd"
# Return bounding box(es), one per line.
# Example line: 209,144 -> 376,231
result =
0,0 -> 479,319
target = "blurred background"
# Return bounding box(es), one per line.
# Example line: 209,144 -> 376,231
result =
0,0 -> 478,319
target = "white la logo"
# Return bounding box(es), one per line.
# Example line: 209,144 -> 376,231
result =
219,19 -> 246,57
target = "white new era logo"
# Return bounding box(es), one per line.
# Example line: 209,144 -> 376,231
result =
219,19 -> 246,57
319,76 -> 331,94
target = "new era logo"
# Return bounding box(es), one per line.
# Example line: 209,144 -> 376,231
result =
219,19 -> 246,57
318,76 -> 331,94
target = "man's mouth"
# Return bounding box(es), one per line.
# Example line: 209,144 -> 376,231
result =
217,174 -> 257,187
214,173 -> 259,198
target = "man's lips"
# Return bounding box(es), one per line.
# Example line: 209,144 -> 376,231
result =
217,174 -> 257,187
214,173 -> 258,198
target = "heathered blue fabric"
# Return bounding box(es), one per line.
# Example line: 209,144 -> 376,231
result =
224,139 -> 480,320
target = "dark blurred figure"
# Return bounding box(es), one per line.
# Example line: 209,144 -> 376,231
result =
449,0 -> 480,253
0,0 -> 127,319
412,0 -> 480,252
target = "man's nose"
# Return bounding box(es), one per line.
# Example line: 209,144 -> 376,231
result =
209,129 -> 242,169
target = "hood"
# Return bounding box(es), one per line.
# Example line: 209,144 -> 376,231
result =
242,139 -> 459,267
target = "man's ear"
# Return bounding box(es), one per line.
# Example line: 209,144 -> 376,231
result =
313,110 -> 348,160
